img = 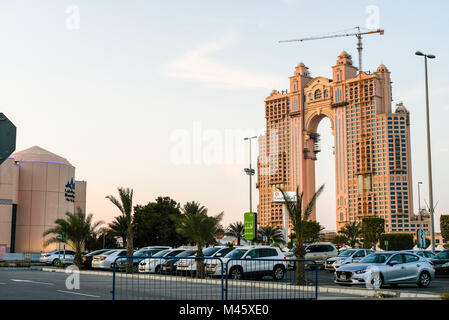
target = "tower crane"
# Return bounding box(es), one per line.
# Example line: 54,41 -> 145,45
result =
279,27 -> 384,72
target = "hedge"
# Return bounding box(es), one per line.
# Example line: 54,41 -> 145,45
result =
379,233 -> 414,251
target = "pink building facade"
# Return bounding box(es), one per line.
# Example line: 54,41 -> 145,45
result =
0,146 -> 87,253
257,52 -> 430,236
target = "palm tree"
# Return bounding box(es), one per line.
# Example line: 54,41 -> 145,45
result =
340,221 -> 362,247
278,184 -> 324,285
108,215 -> 128,247
176,201 -> 223,278
225,221 -> 245,246
43,208 -> 103,267
106,187 -> 134,273
257,225 -> 285,245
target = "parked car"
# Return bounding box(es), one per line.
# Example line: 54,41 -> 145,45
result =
431,249 -> 449,275
161,249 -> 196,274
138,248 -> 187,274
286,243 -> 338,269
40,250 -> 76,266
91,249 -> 129,270
206,246 -> 288,280
177,246 -> 233,275
116,247 -> 168,272
402,250 -> 436,261
334,251 -> 435,288
82,249 -> 111,269
325,249 -> 374,272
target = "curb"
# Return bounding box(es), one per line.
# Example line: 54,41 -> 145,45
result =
318,285 -> 441,299
0,267 -> 43,271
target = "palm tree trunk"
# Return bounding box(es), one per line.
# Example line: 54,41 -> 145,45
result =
74,244 -> 83,268
126,226 -> 134,274
196,246 -> 204,279
294,239 -> 307,285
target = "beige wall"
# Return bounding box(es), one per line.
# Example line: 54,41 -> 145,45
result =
74,180 -> 87,214
0,159 -> 19,250
16,161 -> 75,252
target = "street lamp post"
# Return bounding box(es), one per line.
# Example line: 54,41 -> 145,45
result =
244,136 -> 257,213
417,181 -> 422,212
415,51 -> 436,253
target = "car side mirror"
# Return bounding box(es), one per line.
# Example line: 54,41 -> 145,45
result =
216,253 -> 222,257
388,261 -> 398,266
306,249 -> 310,253
245,256 -> 252,259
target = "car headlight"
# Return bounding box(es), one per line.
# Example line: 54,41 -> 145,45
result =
355,269 -> 368,274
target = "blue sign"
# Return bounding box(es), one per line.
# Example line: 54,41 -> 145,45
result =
65,178 -> 75,202
418,230 -> 426,249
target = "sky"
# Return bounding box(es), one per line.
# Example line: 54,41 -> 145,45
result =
1,1 -> 448,232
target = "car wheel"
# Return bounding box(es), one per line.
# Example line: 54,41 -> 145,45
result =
229,267 -> 243,280
418,271 -> 431,288
52,259 -> 60,266
272,265 -> 285,281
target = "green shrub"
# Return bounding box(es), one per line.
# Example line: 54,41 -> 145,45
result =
379,233 -> 414,251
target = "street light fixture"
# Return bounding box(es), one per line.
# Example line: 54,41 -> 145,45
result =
415,50 -> 436,253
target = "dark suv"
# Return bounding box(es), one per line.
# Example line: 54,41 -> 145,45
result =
431,249 -> 449,275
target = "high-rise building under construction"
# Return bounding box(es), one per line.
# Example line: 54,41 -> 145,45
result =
257,51 -> 430,235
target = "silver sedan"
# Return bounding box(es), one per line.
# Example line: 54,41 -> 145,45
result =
334,251 -> 435,288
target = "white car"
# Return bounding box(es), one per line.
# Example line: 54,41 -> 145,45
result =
40,250 -> 75,266
138,248 -> 186,274
206,246 -> 288,280
176,246 -> 232,275
325,249 -> 374,272
91,249 -> 128,270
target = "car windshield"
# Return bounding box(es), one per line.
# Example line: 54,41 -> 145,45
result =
134,249 -> 157,256
203,247 -> 221,256
436,251 -> 449,259
338,250 -> 356,257
360,253 -> 392,263
152,249 -> 170,257
176,250 -> 196,257
224,249 -> 248,259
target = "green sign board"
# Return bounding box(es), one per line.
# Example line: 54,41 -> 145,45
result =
0,113 -> 17,166
244,212 -> 256,241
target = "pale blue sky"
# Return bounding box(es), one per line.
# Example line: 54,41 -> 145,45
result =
1,1 -> 448,231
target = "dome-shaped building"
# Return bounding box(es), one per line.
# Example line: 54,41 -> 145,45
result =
0,146 -> 87,253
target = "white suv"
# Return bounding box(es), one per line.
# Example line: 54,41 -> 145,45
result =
286,243 -> 338,269
206,246 -> 288,280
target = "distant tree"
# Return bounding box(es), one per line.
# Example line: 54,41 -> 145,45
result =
332,235 -> 349,246
301,221 -> 325,243
108,215 -> 128,247
257,226 -> 285,245
106,187 -> 134,273
278,184 -> 325,285
133,196 -> 186,248
176,201 -> 223,278
225,221 -> 245,246
441,215 -> 449,243
43,208 -> 103,267
340,221 -> 362,247
85,229 -> 119,251
361,217 -> 385,249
